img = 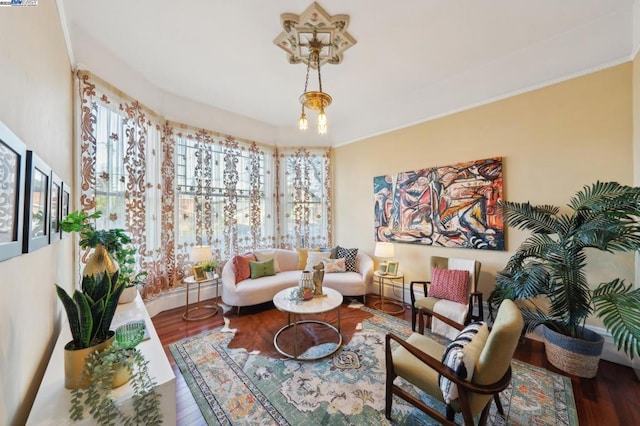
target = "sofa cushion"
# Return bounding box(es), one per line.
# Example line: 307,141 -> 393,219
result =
336,246 -> 358,272
430,267 -> 470,304
254,250 -> 281,272
232,253 -> 256,284
323,257 -> 346,273
322,272 -> 365,296
249,258 -> 276,279
296,247 -> 319,269
317,246 -> 338,258
305,251 -> 331,270
439,322 -> 489,403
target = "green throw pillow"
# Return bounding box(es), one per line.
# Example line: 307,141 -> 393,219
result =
249,258 -> 276,279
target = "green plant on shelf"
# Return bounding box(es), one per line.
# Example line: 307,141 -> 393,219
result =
61,210 -> 148,289
70,344 -> 162,425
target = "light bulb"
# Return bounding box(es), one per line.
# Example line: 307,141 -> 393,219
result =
298,111 -> 309,130
298,112 -> 308,130
317,109 -> 327,134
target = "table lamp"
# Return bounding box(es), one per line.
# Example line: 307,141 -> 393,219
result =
190,245 -> 211,265
374,242 -> 395,275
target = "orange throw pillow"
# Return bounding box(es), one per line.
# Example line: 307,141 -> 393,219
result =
233,253 -> 256,284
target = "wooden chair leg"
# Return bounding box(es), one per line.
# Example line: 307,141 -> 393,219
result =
411,306 -> 417,331
494,393 -> 504,416
385,335 -> 395,420
479,403 -> 491,426
385,376 -> 394,419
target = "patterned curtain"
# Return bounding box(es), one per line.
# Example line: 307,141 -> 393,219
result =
77,71 -> 168,297
76,71 -> 329,300
277,147 -> 332,249
168,126 -> 276,266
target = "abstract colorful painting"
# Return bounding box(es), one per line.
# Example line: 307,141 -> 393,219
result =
374,157 -> 504,250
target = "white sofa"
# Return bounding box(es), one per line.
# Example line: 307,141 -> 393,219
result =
221,248 -> 373,311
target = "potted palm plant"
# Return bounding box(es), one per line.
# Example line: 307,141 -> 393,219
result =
489,181 -> 640,377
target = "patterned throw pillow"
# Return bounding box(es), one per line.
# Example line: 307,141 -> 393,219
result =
254,250 -> 281,272
249,258 -> 276,279
439,322 -> 489,403
336,246 -> 358,272
305,251 -> 331,270
232,253 -> 257,284
322,258 -> 346,273
429,267 -> 470,304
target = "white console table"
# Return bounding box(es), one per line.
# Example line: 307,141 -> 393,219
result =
27,293 -> 176,425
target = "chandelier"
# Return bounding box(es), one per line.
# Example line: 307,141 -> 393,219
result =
273,2 -> 357,135
298,31 -> 332,134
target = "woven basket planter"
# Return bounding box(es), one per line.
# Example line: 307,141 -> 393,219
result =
543,326 -> 604,378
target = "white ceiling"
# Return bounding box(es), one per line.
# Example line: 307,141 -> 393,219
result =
59,0 -> 636,147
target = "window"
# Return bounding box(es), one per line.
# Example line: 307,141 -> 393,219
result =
77,71 -> 330,294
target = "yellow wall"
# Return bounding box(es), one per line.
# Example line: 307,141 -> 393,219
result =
334,64 -> 633,313
633,51 -> 640,284
0,3 -> 74,424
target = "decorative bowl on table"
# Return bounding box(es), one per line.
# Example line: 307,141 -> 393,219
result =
115,320 -> 146,348
299,286 -> 314,300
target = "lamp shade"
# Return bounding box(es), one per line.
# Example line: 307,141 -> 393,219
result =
374,242 -> 395,259
190,245 -> 211,263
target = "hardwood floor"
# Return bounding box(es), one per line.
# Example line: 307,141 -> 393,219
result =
153,295 -> 640,425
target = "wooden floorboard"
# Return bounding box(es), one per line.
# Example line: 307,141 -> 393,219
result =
153,295 -> 640,425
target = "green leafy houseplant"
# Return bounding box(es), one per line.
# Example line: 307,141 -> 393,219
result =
201,260 -> 219,273
489,181 -> 640,360
55,272 -> 123,350
61,210 -> 147,289
70,344 -> 162,425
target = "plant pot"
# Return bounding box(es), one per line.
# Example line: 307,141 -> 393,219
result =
83,243 -> 119,278
206,271 -> 215,280
118,286 -> 138,304
63,332 -> 130,389
543,325 -> 604,378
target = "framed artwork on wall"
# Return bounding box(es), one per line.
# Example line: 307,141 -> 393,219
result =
0,121 -> 27,262
374,157 -> 504,251
60,182 -> 71,239
49,172 -> 62,243
23,151 -> 51,253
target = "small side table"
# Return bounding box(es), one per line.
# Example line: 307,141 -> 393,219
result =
182,275 -> 220,321
373,271 -> 406,315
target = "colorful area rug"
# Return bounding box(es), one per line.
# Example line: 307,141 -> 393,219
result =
169,307 -> 578,425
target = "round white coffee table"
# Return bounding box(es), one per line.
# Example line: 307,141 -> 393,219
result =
273,286 -> 343,361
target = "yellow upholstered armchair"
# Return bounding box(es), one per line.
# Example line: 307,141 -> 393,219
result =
385,300 -> 523,425
409,256 -> 482,334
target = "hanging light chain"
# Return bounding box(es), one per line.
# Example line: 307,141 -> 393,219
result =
298,30 -> 331,133
314,47 -> 323,94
